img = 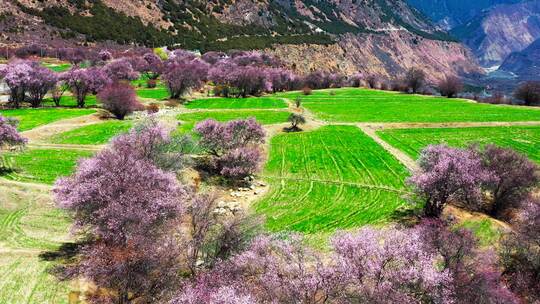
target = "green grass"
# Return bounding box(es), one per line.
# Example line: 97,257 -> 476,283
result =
255,125 -> 410,233
277,88 -> 540,123
377,126 -> 540,163
48,120 -> 133,145
458,219 -> 502,247
43,95 -> 98,108
131,77 -> 166,89
0,108 -> 96,131
3,149 -> 94,184
136,88 -> 169,100
177,110 -> 290,133
185,97 -> 287,109
42,62 -> 72,72
0,185 -> 71,303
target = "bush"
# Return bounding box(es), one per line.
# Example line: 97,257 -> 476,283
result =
97,82 -> 141,120
146,103 -> 160,114
302,87 -> 312,95
294,97 -> 302,108
439,75 -> 463,98
481,145 -> 539,218
285,113 -> 306,132
195,118 -> 265,182
62,67 -> 111,108
146,79 -> 157,88
366,75 -> 379,89
514,81 -> 540,106
480,92 -> 509,105
163,59 -> 208,99
408,145 -> 493,217
404,67 -> 426,94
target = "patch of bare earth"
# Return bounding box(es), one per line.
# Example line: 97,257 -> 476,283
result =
21,114 -> 103,143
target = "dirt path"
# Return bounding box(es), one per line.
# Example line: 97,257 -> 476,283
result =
356,121 -> 540,130
28,143 -> 104,152
358,125 -> 419,172
22,114 -> 103,143
0,177 -> 52,192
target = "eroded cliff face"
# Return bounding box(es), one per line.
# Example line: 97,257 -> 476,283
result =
268,31 -> 483,82
452,1 -> 540,67
499,37 -> 540,79
1,0 -> 482,82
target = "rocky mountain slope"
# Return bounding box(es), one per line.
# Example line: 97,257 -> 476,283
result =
499,37 -> 540,78
0,0 -> 482,80
450,1 -> 540,67
406,0 -> 522,29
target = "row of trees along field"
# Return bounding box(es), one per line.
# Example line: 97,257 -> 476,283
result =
2,44 -> 540,111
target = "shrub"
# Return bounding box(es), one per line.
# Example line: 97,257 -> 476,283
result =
217,147 -> 262,180
404,67 -> 426,94
172,227 -> 454,303
420,219 -> 518,303
103,58 -> 140,82
163,59 -> 208,99
53,128 -> 189,303
481,145 -> 539,218
195,118 -> 265,181
98,50 -> 112,62
229,65 -> 270,97
62,67 -> 111,108
142,53 -> 164,80
97,82 -> 141,120
304,71 -> 328,89
267,68 -> 295,93
146,103 -> 160,114
201,51 -> 226,65
294,97 -> 302,108
439,75 -> 463,98
51,81 -> 69,107
213,85 -> 230,97
302,87 -> 312,95
480,92 -> 509,105
0,60 -> 35,108
408,145 -> 493,217
27,65 -> 57,108
350,72 -> 363,87
0,115 -> 26,148
366,75 -> 379,89
514,81 -> 540,106
286,113 -> 306,132
0,60 -> 57,108
146,79 -> 157,88
500,198 -> 540,301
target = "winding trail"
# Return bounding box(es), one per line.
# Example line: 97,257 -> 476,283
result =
357,125 -> 419,172
21,114 -> 103,143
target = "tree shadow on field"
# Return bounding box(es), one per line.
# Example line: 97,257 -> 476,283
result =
39,241 -> 86,263
390,205 -> 423,228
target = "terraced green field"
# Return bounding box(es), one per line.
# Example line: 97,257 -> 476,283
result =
0,186 -> 71,304
255,125 -> 410,233
185,97 -> 287,109
4,149 -> 94,184
0,108 -> 96,131
49,120 -> 133,145
177,110 -> 290,133
277,89 -> 540,123
377,126 -> 540,163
